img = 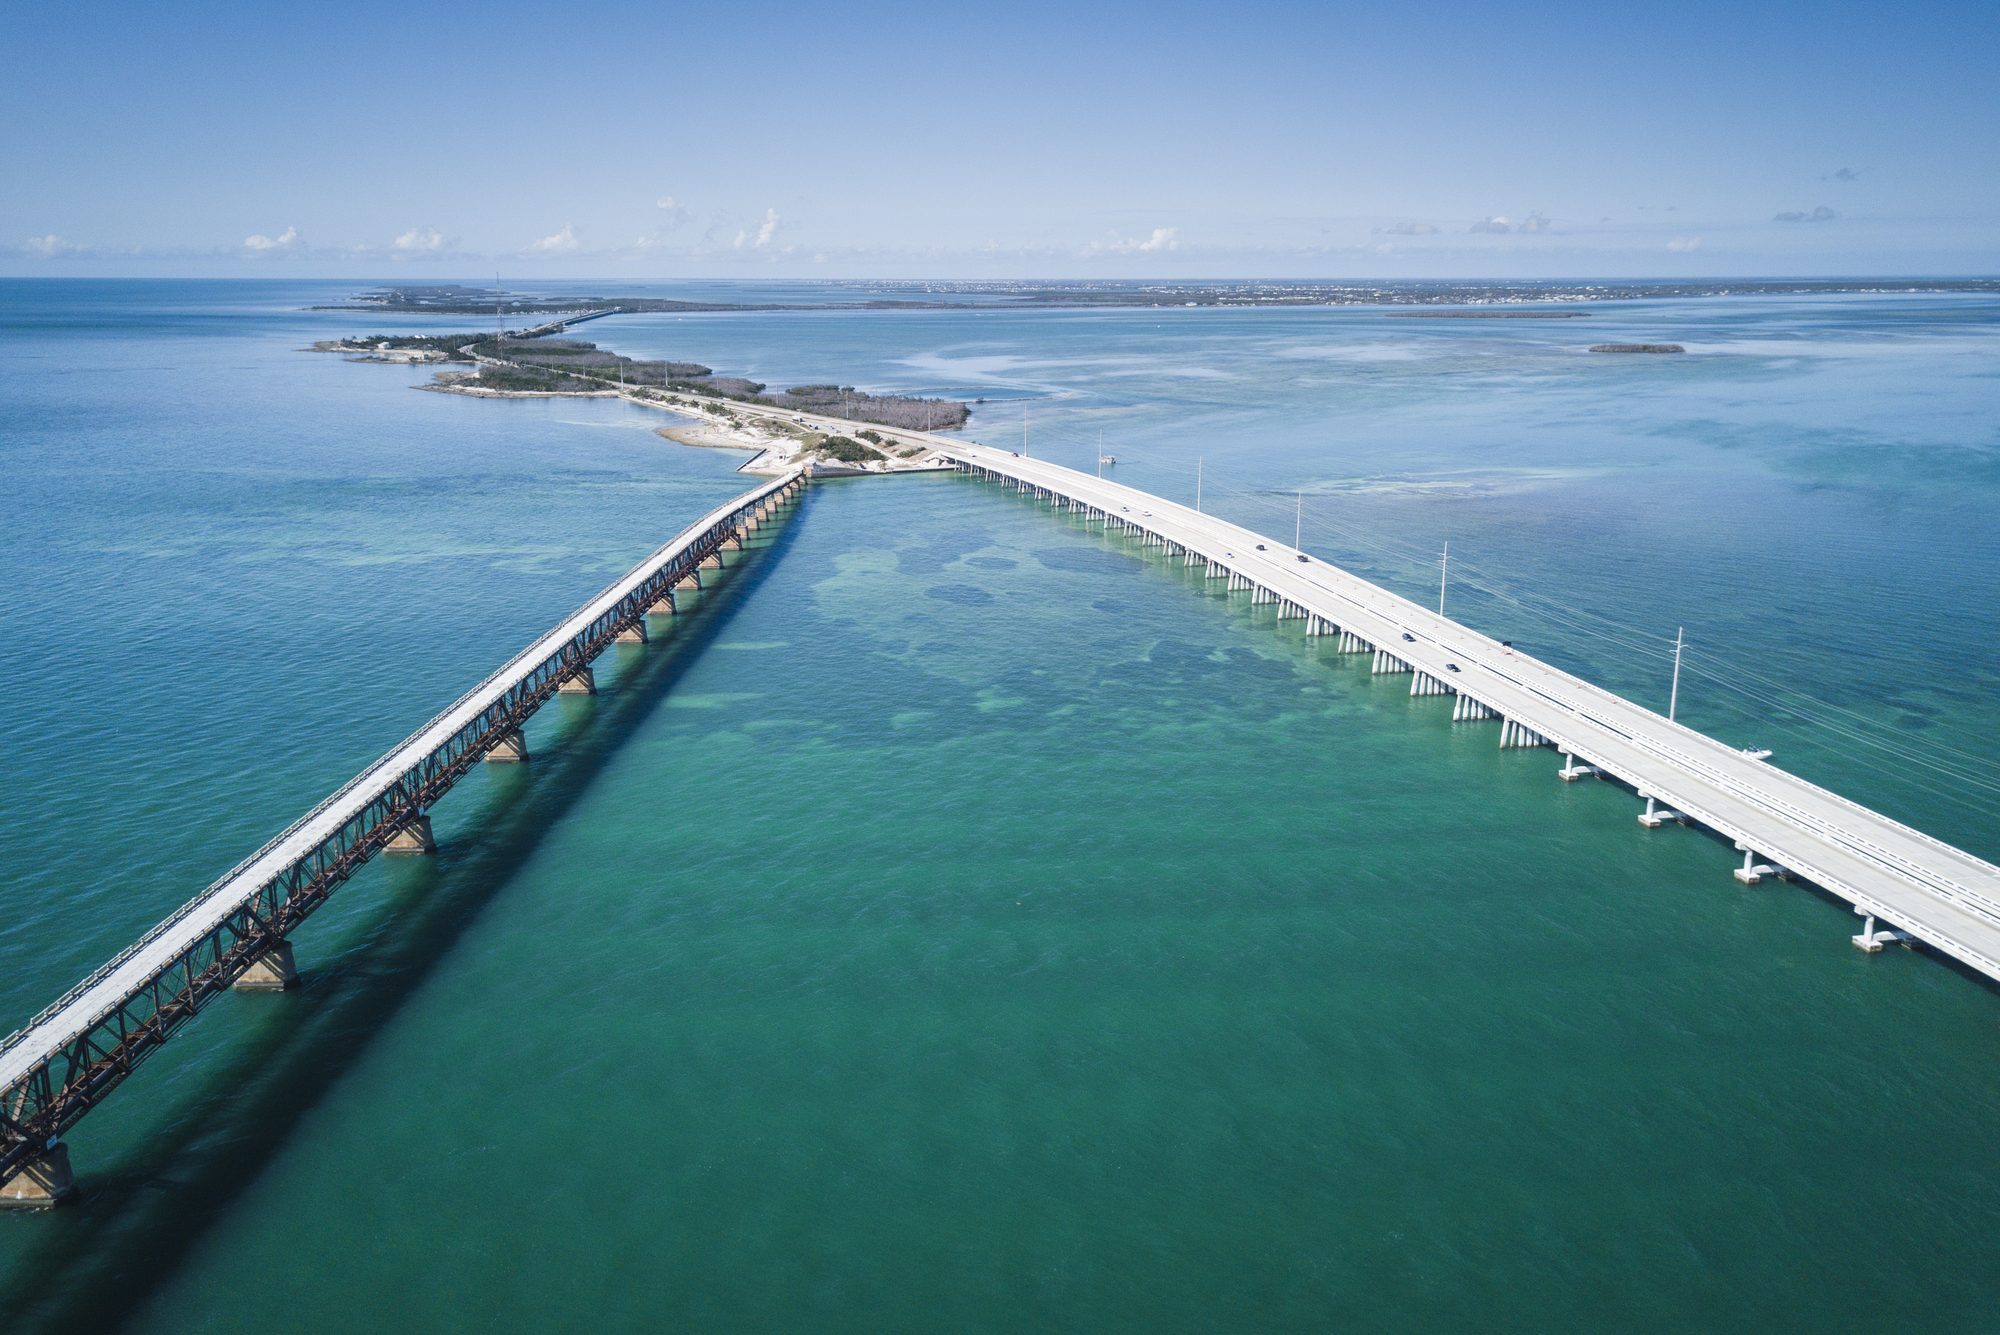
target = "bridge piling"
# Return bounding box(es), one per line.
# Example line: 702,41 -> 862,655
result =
558,665 -> 597,695
486,729 -> 529,762
1853,908 -> 1914,952
616,622 -> 648,645
0,1143 -> 74,1209
1733,846 -> 1780,884
1558,753 -> 1601,781
384,811 -> 436,855
1637,795 -> 1682,827
231,940 -> 298,991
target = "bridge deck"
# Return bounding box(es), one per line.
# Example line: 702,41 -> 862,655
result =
942,442 -> 2000,985
1,469 -> 803,1171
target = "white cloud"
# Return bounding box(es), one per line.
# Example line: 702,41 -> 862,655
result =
394,226 -> 447,252
1378,221 -> 1438,237
1667,236 -> 1703,252
242,226 -> 300,252
24,234 -> 79,257
733,208 -> 781,250
1469,216 -> 1511,234
1518,212 -> 1553,234
1089,226 -> 1182,255
655,195 -> 692,229
532,223 -> 580,253
1773,205 -> 1838,224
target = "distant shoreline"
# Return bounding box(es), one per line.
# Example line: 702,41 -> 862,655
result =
312,277 -> 2000,320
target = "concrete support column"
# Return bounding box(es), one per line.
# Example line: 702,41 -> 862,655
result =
675,571 -> 702,591
385,810 -> 435,855
648,591 -> 677,616
1852,907 -> 1911,952
558,665 -> 597,695
486,730 -> 529,763
1733,846 -> 1779,884
233,940 -> 298,992
616,622 -> 648,645
1636,794 -> 1680,826
0,1144 -> 75,1209
700,554 -> 723,570
1557,753 -> 1600,781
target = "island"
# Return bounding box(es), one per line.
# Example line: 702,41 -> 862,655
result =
313,329 -> 972,476
1589,343 -> 1686,354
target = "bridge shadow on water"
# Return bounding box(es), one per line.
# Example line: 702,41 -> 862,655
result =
2,514 -> 807,1333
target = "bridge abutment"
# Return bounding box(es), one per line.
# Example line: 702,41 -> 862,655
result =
0,1143 -> 75,1209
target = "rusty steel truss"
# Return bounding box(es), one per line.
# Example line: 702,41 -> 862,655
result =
0,470 -> 805,1186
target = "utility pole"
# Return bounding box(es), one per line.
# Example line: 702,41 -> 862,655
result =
1439,542 -> 1449,616
1196,456 -> 1203,512
1295,492 -> 1303,549
1669,626 -> 1685,721
1022,401 -> 1028,456
1097,430 -> 1104,478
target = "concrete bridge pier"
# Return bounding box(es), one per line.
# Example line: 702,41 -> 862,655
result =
1733,846 -> 1780,884
558,664 -> 597,695
699,553 -> 724,570
486,730 -> 529,763
232,940 -> 298,991
1852,907 -> 1915,952
648,590 -> 677,616
384,809 -> 435,855
1558,753 -> 1601,781
1637,795 -> 1682,827
1371,649 -> 1412,675
0,1143 -> 75,1209
616,622 -> 648,644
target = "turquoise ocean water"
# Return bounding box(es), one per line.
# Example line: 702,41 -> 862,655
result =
1,280 -> 1996,1331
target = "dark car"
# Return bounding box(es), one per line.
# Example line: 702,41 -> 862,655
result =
1401,632 -> 1415,643
1256,543 -> 1266,551
1296,554 -> 1308,563
1445,662 -> 1461,673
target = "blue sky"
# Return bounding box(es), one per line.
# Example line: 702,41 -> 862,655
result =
6,0 -> 1996,278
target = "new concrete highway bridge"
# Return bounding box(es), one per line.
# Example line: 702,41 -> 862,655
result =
8,427 -> 1998,1210
0,470 -> 804,1207
938,441 -> 2000,990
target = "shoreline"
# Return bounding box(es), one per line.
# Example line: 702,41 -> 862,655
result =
312,326 -> 985,477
